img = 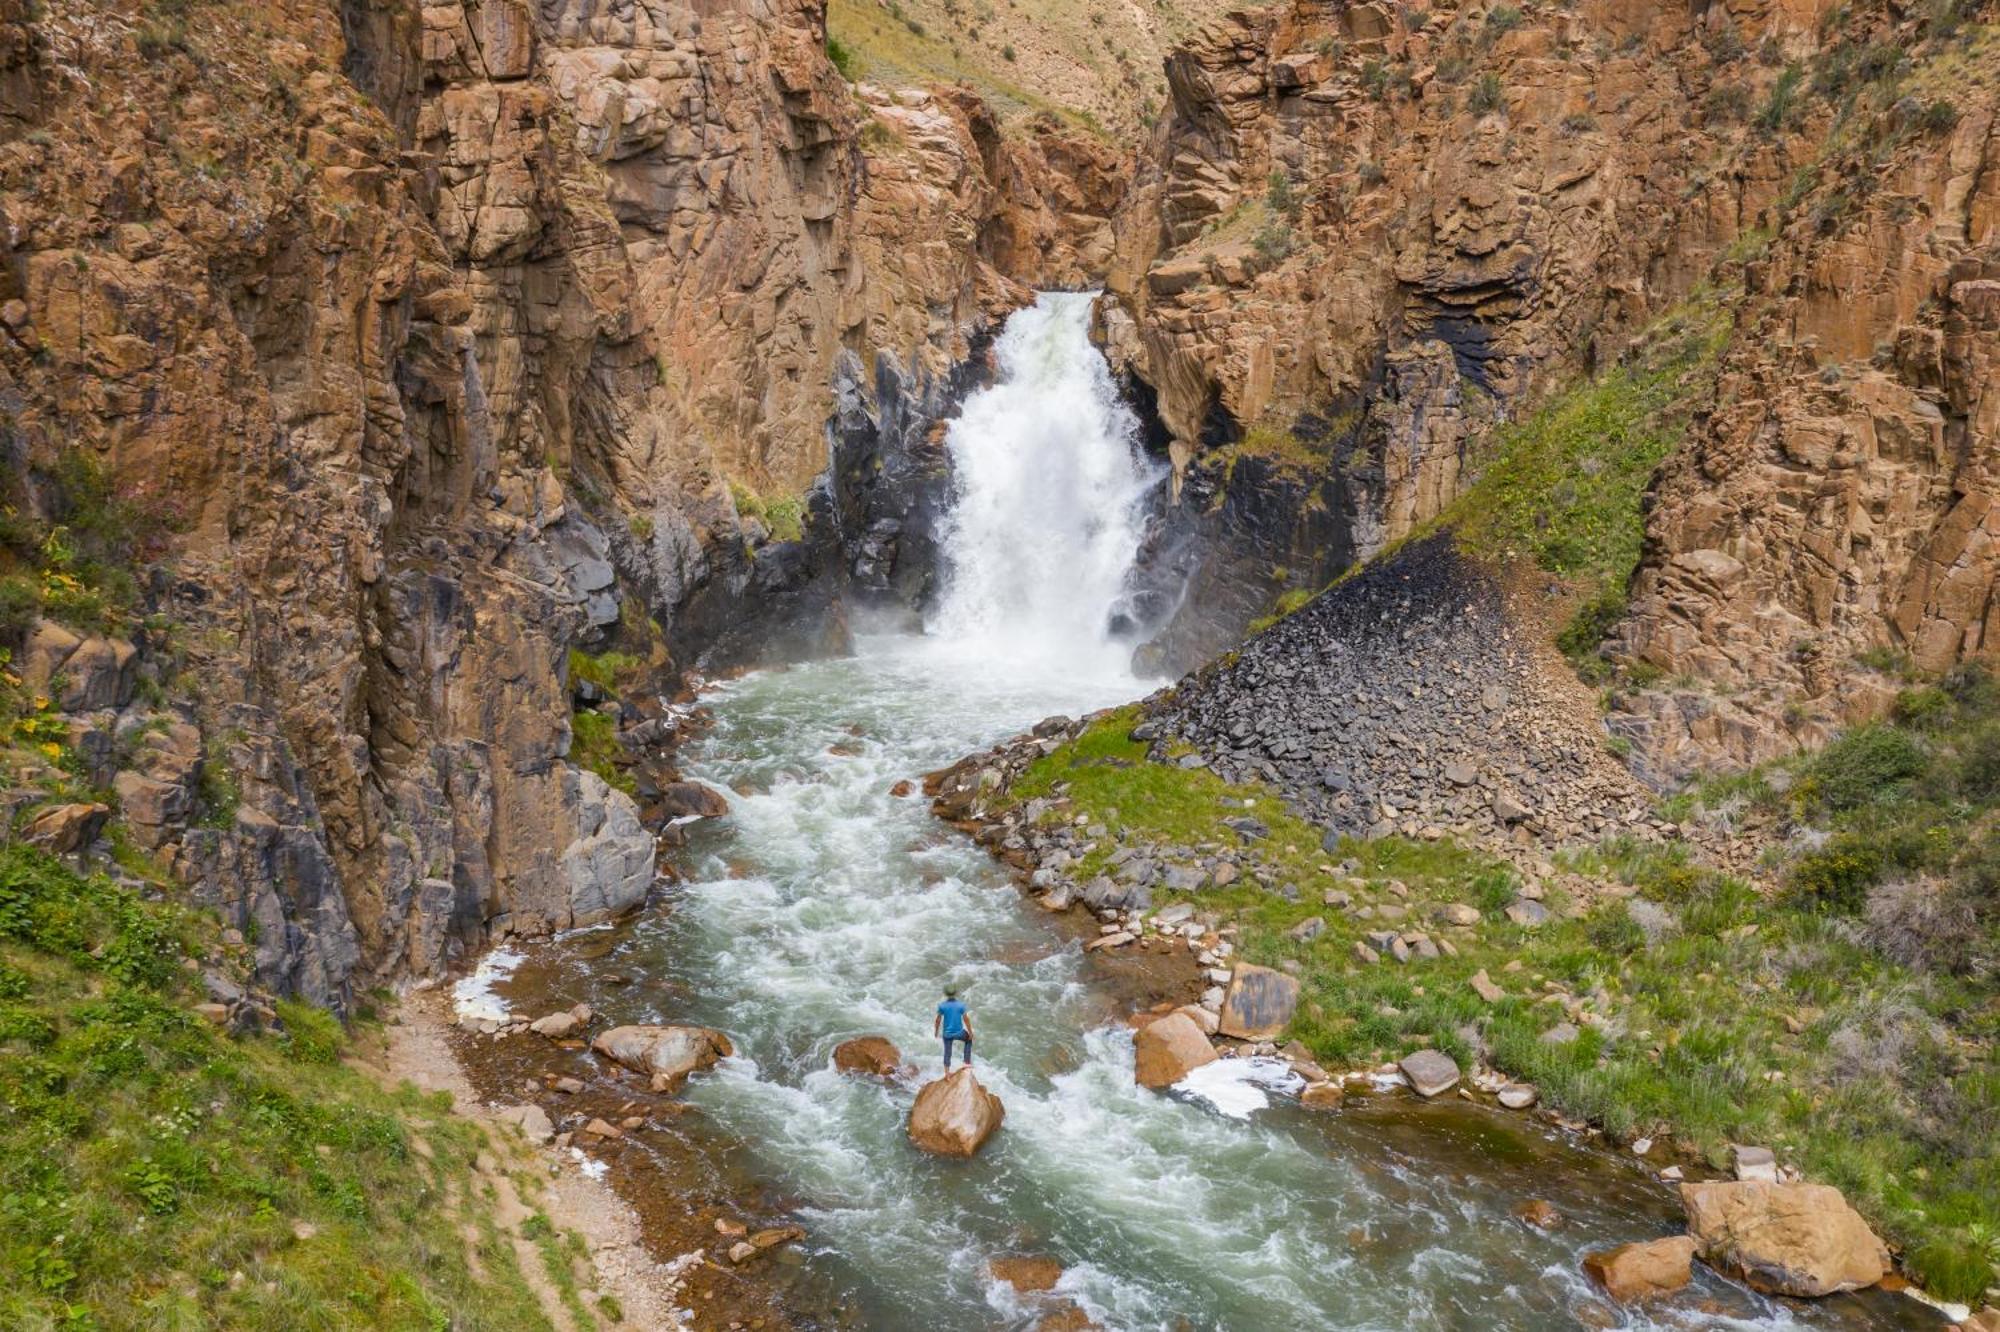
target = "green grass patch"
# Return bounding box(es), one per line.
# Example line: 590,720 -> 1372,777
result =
1433,292 -> 1733,672
567,648 -> 644,699
0,845 -> 559,1330
727,480 -> 806,545
568,708 -> 634,797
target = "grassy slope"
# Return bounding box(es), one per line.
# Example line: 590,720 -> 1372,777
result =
825,0 -> 1223,135
1005,699 -> 1999,1300
0,846 -> 573,1331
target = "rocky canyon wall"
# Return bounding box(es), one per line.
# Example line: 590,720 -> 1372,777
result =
0,0 -> 1116,1006
1104,0 -> 1999,766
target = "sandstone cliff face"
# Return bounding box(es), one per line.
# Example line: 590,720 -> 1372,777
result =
1108,0 -> 2000,761
1609,34 -> 2000,779
1103,0 -> 1819,667
0,0 -> 1114,1005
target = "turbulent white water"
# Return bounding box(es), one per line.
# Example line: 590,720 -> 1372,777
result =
493,298 -> 1930,1332
929,291 -> 1161,673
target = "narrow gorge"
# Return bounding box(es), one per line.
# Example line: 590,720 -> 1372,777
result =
0,0 -> 1996,1328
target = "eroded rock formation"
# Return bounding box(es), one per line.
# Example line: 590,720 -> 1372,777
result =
0,0 -> 1119,1008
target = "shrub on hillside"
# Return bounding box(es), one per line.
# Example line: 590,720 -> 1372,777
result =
1800,724 -> 1927,813
1786,834 -> 1885,914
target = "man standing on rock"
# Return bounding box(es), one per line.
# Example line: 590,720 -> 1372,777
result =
935,985 -> 974,1070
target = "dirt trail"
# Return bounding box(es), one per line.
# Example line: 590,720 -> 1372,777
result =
366,989 -> 697,1331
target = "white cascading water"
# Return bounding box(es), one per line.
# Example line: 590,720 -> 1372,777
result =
929,291 -> 1159,674
475,297 -> 1921,1332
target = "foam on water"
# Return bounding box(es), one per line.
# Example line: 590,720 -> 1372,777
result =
451,945 -> 524,1022
1172,1055 -> 1307,1119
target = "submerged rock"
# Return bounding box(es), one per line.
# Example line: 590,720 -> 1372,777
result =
990,1254 -> 1063,1293
1133,1011 -> 1218,1089
591,1024 -> 733,1091
908,1068 -> 1005,1157
1679,1181 -> 1889,1297
1514,1199 -> 1562,1230
1582,1235 -> 1696,1303
833,1035 -> 907,1079
1216,963 -> 1299,1040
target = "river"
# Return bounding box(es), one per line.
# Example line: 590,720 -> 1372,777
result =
465,295 -> 1937,1332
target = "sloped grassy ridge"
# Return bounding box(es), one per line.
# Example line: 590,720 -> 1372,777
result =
0,846 -> 566,1331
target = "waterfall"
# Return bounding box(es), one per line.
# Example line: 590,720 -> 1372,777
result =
928,292 -> 1161,674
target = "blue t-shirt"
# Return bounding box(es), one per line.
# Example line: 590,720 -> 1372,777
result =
937,999 -> 968,1038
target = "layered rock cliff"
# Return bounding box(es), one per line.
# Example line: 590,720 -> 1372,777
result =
1105,0 -> 2000,769
0,0 -> 1116,1006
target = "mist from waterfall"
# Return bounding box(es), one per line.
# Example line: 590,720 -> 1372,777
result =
927,291 -> 1161,676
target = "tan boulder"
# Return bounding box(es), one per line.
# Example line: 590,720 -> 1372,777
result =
1132,1011 -> 1218,1089
1582,1235 -> 1697,1303
21,801 -> 110,854
907,1068 -> 1004,1157
1679,1181 -> 1889,1297
1216,964 -> 1300,1040
833,1035 -> 906,1078
591,1024 -> 733,1091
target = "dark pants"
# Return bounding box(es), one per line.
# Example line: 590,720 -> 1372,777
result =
943,1034 -> 973,1069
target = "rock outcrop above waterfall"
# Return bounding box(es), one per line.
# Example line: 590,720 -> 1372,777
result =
0,0 -> 1120,1007
907,1068 -> 1006,1157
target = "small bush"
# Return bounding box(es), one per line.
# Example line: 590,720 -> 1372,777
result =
1861,876 -> 1977,973
1001,43 -> 1016,61
1559,111 -> 1598,134
1787,835 -> 1885,914
1483,5 -> 1524,38
1702,82 -> 1753,122
1467,72 -> 1505,114
1557,584 -> 1625,676
1891,684 -> 1951,729
0,573 -> 38,643
1916,98 -> 1959,135
1756,63 -> 1804,133
1803,724 -> 1927,813
1251,218 -> 1294,262
825,26 -> 855,71
1586,901 -> 1647,955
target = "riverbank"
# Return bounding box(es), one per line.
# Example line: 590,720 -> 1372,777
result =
932,642 -> 2000,1314
379,988 -> 707,1331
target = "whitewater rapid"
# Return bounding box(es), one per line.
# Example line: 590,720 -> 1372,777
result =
478,295 -> 1930,1331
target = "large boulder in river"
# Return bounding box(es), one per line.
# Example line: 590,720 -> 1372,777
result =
1133,1011 -> 1218,1088
1582,1236 -> 1696,1303
1680,1181 -> 1889,1296
908,1068 -> 1004,1157
592,1024 -> 733,1091
1217,964 -> 1300,1040
833,1035 -> 907,1079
